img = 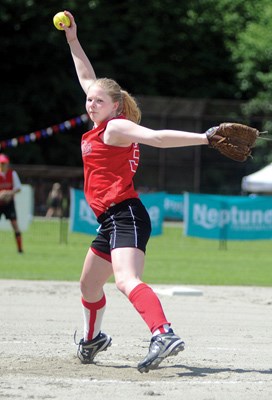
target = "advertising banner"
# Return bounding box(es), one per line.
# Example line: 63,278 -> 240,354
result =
0,184 -> 33,232
70,189 -> 165,236
69,188 -> 98,235
184,193 -> 272,240
140,192 -> 165,236
164,194 -> 184,220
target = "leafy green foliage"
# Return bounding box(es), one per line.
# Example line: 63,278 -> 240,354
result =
1,0 -> 272,169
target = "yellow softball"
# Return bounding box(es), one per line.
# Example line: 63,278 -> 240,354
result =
53,12 -> 71,30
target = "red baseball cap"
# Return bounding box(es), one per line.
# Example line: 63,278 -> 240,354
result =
0,154 -> 10,163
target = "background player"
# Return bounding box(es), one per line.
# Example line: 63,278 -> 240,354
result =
0,154 -> 23,253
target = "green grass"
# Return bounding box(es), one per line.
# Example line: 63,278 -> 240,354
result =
145,225 -> 272,286
0,219 -> 271,286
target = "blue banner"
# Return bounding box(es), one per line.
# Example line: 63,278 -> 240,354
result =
164,194 -> 184,220
70,189 -> 165,236
69,188 -> 98,235
184,193 -> 272,240
140,192 -> 165,236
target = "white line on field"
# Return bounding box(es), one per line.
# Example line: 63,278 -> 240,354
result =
66,378 -> 267,385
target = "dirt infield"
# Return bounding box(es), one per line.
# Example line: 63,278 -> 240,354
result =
0,280 -> 271,400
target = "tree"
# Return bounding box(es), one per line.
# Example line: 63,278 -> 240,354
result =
0,0 -> 269,166
229,0 -> 272,164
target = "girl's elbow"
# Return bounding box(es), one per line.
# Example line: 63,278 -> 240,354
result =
152,135 -> 164,148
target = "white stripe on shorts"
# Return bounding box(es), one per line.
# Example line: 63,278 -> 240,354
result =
128,205 -> 138,247
110,215 -> 117,248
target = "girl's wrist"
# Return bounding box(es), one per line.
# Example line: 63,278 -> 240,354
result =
68,38 -> 77,44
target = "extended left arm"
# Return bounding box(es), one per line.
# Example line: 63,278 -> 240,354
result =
103,119 -> 208,148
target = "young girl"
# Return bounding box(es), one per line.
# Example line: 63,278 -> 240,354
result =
60,11 -> 209,373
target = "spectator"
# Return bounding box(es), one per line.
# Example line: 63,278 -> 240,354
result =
46,182 -> 63,218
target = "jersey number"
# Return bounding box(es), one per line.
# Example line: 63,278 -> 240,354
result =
129,144 -> 139,173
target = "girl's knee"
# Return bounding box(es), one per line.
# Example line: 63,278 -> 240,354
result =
115,278 -> 141,297
79,278 -> 88,297
115,279 -> 126,295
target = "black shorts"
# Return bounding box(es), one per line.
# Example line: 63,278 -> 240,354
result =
0,201 -> 17,220
91,198 -> 152,259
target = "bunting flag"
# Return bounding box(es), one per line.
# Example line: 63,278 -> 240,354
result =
0,113 -> 89,150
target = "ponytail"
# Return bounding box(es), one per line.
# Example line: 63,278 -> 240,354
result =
121,90 -> 141,124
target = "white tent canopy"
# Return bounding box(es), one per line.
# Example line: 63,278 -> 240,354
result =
241,163 -> 272,193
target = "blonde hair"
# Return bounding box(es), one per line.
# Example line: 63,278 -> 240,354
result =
94,78 -> 141,124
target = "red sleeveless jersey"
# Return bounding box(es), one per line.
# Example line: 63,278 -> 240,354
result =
0,168 -> 13,206
81,117 -> 139,217
0,168 -> 13,191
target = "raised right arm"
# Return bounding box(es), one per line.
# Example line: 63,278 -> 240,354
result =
62,11 -> 96,94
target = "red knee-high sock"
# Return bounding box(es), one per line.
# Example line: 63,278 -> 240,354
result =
128,283 -> 171,334
82,295 -> 106,341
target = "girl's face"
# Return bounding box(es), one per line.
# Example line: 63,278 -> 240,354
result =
86,84 -> 119,126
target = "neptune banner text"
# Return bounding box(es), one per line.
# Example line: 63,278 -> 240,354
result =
184,193 -> 272,240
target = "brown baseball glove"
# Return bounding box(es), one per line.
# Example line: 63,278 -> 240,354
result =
206,123 -> 259,162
